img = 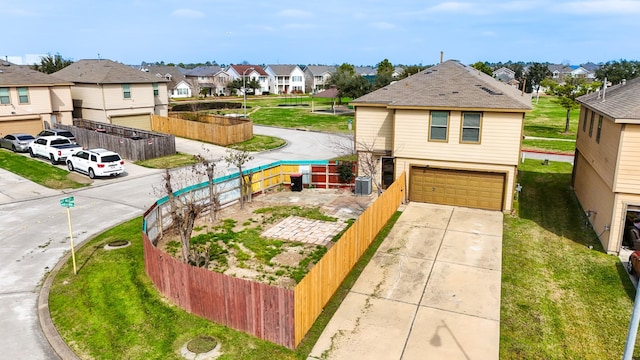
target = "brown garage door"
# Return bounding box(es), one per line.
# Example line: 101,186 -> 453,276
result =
410,167 -> 505,211
111,114 -> 151,131
0,119 -> 43,136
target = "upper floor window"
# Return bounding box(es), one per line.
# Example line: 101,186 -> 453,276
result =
596,115 -> 603,143
259,76 -> 267,82
588,111 -> 595,137
122,84 -> 131,99
315,76 -> 323,82
429,111 -> 449,142
292,76 -> 302,82
582,109 -> 589,132
461,112 -> 482,143
153,83 -> 159,96
17,87 -> 29,104
0,88 -> 9,105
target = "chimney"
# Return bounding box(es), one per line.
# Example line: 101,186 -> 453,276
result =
602,77 -> 607,102
440,51 -> 443,63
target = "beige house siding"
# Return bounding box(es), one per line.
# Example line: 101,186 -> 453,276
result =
393,109 -> 523,165
615,125 -> 640,193
574,151 -> 616,252
0,87 -> 53,115
394,157 -> 516,211
71,83 -> 161,123
575,107 -> 620,189
354,107 -> 393,151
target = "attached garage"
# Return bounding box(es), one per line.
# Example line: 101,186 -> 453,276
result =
111,114 -> 151,131
0,117 -> 43,136
410,166 -> 505,211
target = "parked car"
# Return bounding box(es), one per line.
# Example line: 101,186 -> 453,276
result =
37,128 -> 76,143
628,251 -> 640,277
66,148 -> 124,179
0,133 -> 36,152
28,136 -> 83,164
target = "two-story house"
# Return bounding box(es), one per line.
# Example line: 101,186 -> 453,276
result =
265,64 -> 305,94
0,60 -> 74,135
185,65 -> 228,96
351,60 -> 532,212
53,59 -> 169,130
145,65 -> 194,99
303,65 -> 335,93
573,77 -> 640,254
226,65 -> 269,95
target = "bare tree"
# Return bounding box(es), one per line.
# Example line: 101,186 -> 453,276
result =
355,140 -> 384,195
193,148 -> 223,222
158,168 -> 207,263
224,148 -> 254,209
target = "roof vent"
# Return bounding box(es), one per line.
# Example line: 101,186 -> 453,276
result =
480,86 -> 503,95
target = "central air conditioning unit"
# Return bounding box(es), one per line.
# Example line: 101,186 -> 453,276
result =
355,176 -> 372,195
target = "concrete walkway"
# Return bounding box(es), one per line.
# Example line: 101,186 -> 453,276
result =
308,202 -> 503,360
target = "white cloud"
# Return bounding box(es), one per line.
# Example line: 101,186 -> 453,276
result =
172,9 -> 206,18
283,23 -> 315,30
370,22 -> 396,30
278,9 -> 313,18
428,2 -> 477,13
557,0 -> 640,14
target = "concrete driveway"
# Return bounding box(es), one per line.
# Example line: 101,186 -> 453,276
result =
308,202 -> 503,360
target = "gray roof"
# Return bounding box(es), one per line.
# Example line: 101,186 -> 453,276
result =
0,61 -> 73,86
304,65 -> 335,75
267,64 -> 299,75
53,59 -> 168,84
186,65 -> 223,77
354,66 -> 376,76
145,65 -> 192,89
577,77 -> 640,121
352,60 -> 531,111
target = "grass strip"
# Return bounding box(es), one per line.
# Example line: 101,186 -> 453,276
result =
0,149 -> 87,189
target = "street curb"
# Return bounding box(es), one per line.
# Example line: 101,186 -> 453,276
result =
37,250 -> 81,360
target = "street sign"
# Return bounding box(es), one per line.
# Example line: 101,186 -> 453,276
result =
60,196 -> 75,208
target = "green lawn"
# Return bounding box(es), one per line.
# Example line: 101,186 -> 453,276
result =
0,149 -> 87,189
500,159 -> 638,359
521,95 -> 580,154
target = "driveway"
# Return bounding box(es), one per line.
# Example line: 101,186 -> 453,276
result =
308,202 -> 503,360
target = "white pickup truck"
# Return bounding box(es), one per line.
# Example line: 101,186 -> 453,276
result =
28,136 -> 82,165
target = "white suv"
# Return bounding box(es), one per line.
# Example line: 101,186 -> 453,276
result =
66,148 -> 124,179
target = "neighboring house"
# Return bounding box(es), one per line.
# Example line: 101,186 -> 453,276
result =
265,64 -> 305,94
53,59 -> 169,130
185,65 -> 228,96
573,77 -> 640,254
0,60 -> 74,135
145,65 -> 194,99
354,66 -> 377,83
582,62 -> 601,79
351,60 -> 532,212
303,65 -> 335,93
492,67 -> 516,82
226,65 -> 269,95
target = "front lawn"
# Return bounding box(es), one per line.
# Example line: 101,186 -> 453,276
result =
0,149 -> 87,189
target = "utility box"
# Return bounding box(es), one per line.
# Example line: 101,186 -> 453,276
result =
290,173 -> 303,192
355,176 -> 372,195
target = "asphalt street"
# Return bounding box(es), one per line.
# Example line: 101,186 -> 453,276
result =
0,126 -> 352,360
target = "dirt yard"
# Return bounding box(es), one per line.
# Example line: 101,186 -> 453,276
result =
158,188 -> 376,288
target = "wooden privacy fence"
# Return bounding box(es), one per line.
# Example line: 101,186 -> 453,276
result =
152,114 -> 252,146
142,160 -> 405,348
58,119 -> 176,161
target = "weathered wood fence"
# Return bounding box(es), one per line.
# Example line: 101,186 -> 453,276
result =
152,114 -> 252,146
142,160 -> 405,349
58,119 -> 176,161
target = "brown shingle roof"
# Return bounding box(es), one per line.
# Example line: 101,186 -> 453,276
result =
0,61 -> 73,86
577,77 -> 640,121
352,60 -> 531,111
53,59 -> 168,84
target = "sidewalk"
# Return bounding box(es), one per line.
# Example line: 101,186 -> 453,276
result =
308,203 -> 503,360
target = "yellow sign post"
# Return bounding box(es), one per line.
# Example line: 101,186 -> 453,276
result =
60,196 -> 77,275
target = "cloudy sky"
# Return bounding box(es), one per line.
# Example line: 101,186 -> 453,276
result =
2,0 -> 640,66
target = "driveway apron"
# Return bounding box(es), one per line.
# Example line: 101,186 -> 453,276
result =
308,202 -> 503,360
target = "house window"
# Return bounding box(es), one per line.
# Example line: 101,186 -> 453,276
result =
596,115 -> 603,143
122,84 -> 131,99
153,83 -> 159,96
17,87 -> 29,104
259,76 -> 267,82
429,111 -> 449,141
588,111 -> 595,137
582,109 -> 589,132
292,76 -> 302,82
461,112 -> 482,143
0,88 -> 9,105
